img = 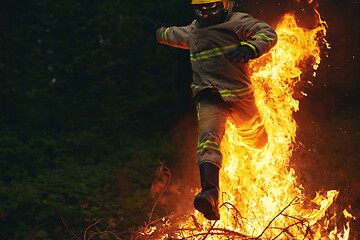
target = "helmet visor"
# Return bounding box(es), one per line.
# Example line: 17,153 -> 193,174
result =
193,2 -> 223,18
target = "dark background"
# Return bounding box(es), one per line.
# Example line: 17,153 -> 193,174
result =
0,0 -> 359,239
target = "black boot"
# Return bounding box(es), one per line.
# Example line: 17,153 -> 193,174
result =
194,162 -> 220,220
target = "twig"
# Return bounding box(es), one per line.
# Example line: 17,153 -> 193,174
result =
188,228 -> 253,239
211,228 -> 254,238
82,218 -> 124,240
83,218 -> 104,240
148,160 -> 172,224
281,214 -> 311,239
270,221 -> 303,240
256,196 -> 300,239
220,201 -> 243,217
191,214 -> 202,229
60,210 -> 81,240
201,219 -> 218,240
87,230 -> 123,240
144,213 -> 174,230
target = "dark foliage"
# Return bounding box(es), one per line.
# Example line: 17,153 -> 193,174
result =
0,0 -> 194,238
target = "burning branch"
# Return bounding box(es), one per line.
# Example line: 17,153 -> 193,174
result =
135,193 -> 320,239
255,197 -> 301,239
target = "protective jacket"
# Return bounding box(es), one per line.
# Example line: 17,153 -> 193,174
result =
156,7 -> 277,101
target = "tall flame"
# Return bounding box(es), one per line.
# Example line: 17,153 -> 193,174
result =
214,11 -> 351,239
210,11 -> 351,240
138,3 -> 355,240
219,11 -> 325,236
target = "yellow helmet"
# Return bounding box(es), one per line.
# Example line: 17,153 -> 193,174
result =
191,0 -> 230,10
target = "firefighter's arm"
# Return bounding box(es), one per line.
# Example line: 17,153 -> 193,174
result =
143,17 -> 191,49
234,13 -> 278,58
156,26 -> 191,49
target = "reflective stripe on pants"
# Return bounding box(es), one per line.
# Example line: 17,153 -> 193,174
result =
196,90 -> 267,168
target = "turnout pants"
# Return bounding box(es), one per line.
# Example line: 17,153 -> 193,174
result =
196,89 -> 268,168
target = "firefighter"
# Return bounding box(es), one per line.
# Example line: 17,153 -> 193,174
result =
144,0 -> 277,220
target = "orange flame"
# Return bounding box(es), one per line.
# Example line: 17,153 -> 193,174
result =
214,11 -> 351,240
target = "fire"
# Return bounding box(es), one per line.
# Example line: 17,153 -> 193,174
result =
137,3 -> 355,240
213,11 -> 351,240
218,12 -> 329,237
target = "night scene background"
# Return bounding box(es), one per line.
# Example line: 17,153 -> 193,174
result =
0,0 -> 359,239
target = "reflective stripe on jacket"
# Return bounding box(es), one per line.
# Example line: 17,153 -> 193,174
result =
156,9 -> 277,101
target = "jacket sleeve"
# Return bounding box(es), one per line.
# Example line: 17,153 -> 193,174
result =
233,13 -> 278,58
156,25 -> 192,49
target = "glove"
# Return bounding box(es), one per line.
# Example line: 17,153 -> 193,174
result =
225,44 -> 256,63
142,17 -> 165,38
